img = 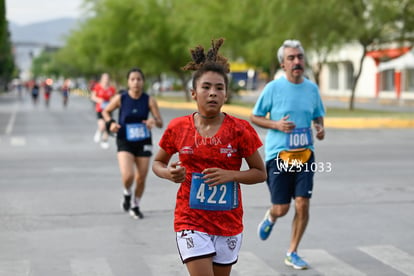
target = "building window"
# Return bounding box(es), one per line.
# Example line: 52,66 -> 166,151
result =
380,70 -> 394,92
406,69 -> 414,92
329,63 -> 339,90
344,62 -> 354,90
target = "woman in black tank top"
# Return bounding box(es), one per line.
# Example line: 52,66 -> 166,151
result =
101,67 -> 163,219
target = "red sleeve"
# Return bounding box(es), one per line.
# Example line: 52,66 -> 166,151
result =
234,118 -> 262,158
159,118 -> 180,155
110,86 -> 116,96
93,83 -> 100,93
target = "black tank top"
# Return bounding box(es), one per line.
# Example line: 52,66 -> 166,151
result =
117,91 -> 150,140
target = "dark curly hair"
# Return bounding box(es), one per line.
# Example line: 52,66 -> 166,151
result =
182,38 -> 230,91
127,67 -> 145,81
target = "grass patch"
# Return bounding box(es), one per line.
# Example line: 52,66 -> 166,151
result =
326,107 -> 413,118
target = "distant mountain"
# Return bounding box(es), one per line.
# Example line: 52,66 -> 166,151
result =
8,18 -> 78,47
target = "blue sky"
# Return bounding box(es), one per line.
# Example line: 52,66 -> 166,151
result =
5,0 -> 83,25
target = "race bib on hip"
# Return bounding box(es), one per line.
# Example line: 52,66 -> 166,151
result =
126,123 -> 150,142
286,127 -> 313,149
189,173 -> 239,211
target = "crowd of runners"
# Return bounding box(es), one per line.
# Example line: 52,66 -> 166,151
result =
10,37 -> 326,276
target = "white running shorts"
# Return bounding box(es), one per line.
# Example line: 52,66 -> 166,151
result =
176,230 -> 242,265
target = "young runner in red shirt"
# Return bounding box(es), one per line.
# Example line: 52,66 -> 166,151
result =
152,38 -> 267,276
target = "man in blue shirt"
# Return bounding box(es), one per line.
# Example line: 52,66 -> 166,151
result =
251,39 -> 325,270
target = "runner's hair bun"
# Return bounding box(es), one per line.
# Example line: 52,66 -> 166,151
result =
182,38 -> 230,73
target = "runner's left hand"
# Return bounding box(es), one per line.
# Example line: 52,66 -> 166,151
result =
202,168 -> 234,186
314,123 -> 325,140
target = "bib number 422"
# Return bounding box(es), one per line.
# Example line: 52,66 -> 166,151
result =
189,173 -> 238,211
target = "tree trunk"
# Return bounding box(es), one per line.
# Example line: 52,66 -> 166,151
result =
349,44 -> 367,110
177,71 -> 191,102
312,62 -> 322,87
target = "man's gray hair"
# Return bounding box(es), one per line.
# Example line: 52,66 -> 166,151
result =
277,40 -> 305,63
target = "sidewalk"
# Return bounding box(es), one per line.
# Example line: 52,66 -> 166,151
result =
322,95 -> 414,113
157,100 -> 414,128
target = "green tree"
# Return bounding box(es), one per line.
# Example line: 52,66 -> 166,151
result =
46,0 -> 414,107
173,0 -> 286,101
0,0 -> 16,91
323,0 -> 414,110
55,0 -> 193,99
234,0 -> 414,110
174,0 -> 346,83
31,47 -> 61,78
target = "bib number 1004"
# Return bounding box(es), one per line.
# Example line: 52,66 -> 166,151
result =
287,127 -> 313,149
189,173 -> 238,211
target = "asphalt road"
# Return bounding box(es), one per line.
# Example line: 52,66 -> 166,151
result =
0,90 -> 413,276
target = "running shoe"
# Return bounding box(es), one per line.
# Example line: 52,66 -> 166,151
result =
121,194 -> 131,212
129,206 -> 144,219
257,209 -> 275,240
93,130 -> 101,143
284,252 -> 309,270
100,141 -> 109,149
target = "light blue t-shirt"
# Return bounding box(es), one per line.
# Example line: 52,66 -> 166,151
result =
252,76 -> 325,161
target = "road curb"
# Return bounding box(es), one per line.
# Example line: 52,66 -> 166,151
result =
157,100 -> 414,129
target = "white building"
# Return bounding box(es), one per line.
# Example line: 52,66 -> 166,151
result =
318,43 -> 414,102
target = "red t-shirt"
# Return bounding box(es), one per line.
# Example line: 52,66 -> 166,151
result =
159,113 -> 262,236
93,83 -> 116,112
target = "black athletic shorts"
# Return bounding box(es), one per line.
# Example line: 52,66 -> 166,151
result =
116,138 -> 152,157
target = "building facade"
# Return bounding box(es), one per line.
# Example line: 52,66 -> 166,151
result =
318,43 -> 414,102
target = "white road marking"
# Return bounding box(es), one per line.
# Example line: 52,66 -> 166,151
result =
144,254 -> 188,276
10,136 -> 26,146
0,260 -> 31,276
234,251 -> 281,276
70,258 -> 114,276
359,245 -> 414,276
301,249 -> 366,276
5,104 -> 18,135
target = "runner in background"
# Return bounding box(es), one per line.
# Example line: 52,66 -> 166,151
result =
102,67 -> 163,219
31,81 -> 40,106
90,73 -> 116,149
251,39 -> 325,270
43,78 -> 53,108
61,79 -> 70,108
